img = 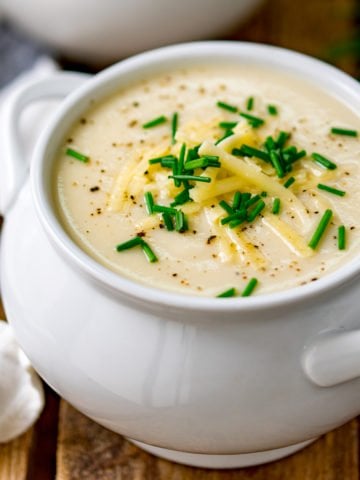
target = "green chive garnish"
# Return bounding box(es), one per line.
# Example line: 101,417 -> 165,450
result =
221,211 -> 246,225
317,184 -> 346,197
148,155 -> 176,165
175,210 -> 187,232
171,112 -> 178,144
241,278 -> 258,297
217,287 -> 236,298
169,174 -> 211,183
283,176 -> 295,188
245,194 -> 261,208
170,188 -> 191,207
338,225 -> 346,250
116,237 -> 158,263
233,191 -> 242,210
162,213 -> 174,231
217,101 -> 238,113
152,205 -> 177,215
141,241 -> 158,263
330,127 -> 358,137
116,236 -> 143,251
66,148 -> 89,163
246,97 -> 254,111
219,121 -> 238,130
308,209 -> 333,250
272,198 -> 280,214
215,130 -> 233,144
232,145 -> 270,162
247,200 -> 265,222
312,153 -> 337,170
267,105 -> 278,115
184,157 -> 220,170
142,115 -> 167,129
219,200 -> 234,215
240,113 -> 265,128
144,192 -> 155,214
270,151 -> 285,178
276,131 -> 290,148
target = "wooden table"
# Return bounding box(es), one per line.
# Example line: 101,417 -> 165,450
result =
1,1 -> 359,478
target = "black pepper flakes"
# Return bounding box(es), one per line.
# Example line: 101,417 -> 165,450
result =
90,186 -> 100,192
207,235 -> 217,245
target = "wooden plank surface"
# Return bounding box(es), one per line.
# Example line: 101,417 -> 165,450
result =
1,0 -> 359,478
56,403 -> 359,480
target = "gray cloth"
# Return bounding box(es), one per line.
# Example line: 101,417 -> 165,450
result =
0,21 -> 51,88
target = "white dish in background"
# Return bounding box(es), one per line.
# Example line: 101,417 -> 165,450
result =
1,0 -> 263,64
1,42 -> 360,468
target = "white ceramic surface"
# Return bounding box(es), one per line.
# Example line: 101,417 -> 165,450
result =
1,42 -> 360,468
1,0 -> 262,64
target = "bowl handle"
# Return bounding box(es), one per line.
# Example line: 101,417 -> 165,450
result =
303,328 -> 360,387
0,72 -> 90,215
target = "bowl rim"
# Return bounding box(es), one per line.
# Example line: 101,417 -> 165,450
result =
31,40 -> 360,312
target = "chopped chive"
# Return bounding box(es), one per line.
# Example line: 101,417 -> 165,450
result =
169,174 -> 211,183
283,176 -> 295,188
184,157 -> 220,170
246,96 -> 254,111
215,130 -> 233,145
141,241 -> 158,263
175,210 -> 187,232
241,278 -> 258,297
331,127 -> 358,137
66,148 -> 89,163
219,200 -> 234,215
261,191 -> 268,197
171,112 -> 178,144
282,147 -> 306,164
152,205 -> 177,215
217,287 -> 236,298
267,105 -> 278,115
272,198 -> 281,214
338,225 -> 346,250
162,212 -> 174,231
264,136 -> 276,152
142,115 -> 167,129
270,151 -> 285,178
116,236 -> 143,251
216,101 -> 238,113
239,192 -> 251,208
245,194 -> 261,208
144,192 -> 155,214
229,218 -> 246,228
233,191 -> 242,210
219,121 -> 238,129
317,183 -> 346,197
148,155 -> 176,164
175,143 -> 186,187
247,200 -> 265,222
232,145 -> 270,162
221,211 -> 246,225
239,112 -> 265,128
170,188 -> 191,207
161,158 -> 177,168
312,153 -> 337,170
308,209 -> 333,250
186,145 -> 201,163
276,131 -> 290,148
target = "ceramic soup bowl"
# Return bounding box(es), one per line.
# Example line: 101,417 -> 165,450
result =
1,42 -> 360,469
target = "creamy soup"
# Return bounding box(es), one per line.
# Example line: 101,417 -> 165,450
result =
54,64 -> 360,297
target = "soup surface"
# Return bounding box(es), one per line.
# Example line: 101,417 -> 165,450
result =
55,64 -> 360,297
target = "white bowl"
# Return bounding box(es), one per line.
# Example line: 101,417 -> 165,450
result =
1,42 -> 360,468
1,0 -> 263,64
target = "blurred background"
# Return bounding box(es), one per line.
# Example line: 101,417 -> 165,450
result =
0,1 -> 359,479
0,0 -> 359,87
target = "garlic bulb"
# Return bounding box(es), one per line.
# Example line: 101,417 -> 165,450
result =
0,320 -> 44,443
